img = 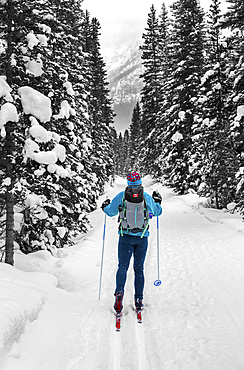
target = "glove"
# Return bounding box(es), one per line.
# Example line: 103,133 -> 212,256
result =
152,191 -> 162,204
101,199 -> 110,211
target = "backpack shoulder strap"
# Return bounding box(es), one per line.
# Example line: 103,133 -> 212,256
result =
140,195 -> 149,238
144,195 -> 148,210
118,192 -> 126,236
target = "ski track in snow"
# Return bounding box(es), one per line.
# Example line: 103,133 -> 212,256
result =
64,179 -> 244,369
68,180 -> 244,369
3,178 -> 244,370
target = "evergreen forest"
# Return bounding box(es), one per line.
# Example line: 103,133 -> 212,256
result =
0,0 -> 244,264
122,0 -> 244,213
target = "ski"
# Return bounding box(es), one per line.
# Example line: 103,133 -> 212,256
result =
136,309 -> 142,323
115,312 -> 122,331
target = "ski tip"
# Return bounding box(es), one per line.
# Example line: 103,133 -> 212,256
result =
136,310 -> 142,323
115,312 -> 122,331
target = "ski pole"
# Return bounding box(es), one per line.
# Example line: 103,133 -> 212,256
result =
98,212 -> 107,300
154,216 -> 162,286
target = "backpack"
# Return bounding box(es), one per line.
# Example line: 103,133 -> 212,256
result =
118,186 -> 149,238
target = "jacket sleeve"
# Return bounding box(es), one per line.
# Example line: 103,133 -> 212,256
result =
103,192 -> 124,217
144,192 -> 162,216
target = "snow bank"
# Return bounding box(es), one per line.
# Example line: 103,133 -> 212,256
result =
0,177 -> 244,370
0,249 -> 84,370
176,192 -> 208,208
174,192 -> 244,234
198,207 -> 244,232
0,261 -> 57,356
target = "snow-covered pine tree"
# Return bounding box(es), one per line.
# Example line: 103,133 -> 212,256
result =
206,0 -> 222,64
110,126 -> 119,176
123,129 -> 130,175
151,3 -> 170,177
116,132 -> 124,176
17,0 -> 100,253
1,119 -> 15,265
158,3 -> 170,92
192,0 -> 238,208
115,130 -> 130,176
159,0 -> 205,194
83,16 -> 115,193
139,5 -> 161,174
128,102 -> 142,171
222,0 -> 244,30
0,0 -> 115,259
0,0 -> 31,263
221,0 -> 244,213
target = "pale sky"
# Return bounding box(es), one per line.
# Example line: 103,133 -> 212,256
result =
82,0 -> 228,64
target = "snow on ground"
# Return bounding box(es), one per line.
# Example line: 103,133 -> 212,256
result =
1,175 -> 244,369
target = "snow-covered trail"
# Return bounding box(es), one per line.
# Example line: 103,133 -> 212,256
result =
144,196 -> 244,370
63,176 -> 244,370
3,176 -> 244,370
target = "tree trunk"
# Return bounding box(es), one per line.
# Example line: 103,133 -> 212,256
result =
5,122 -> 14,265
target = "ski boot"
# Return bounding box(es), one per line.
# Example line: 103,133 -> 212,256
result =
135,298 -> 143,323
114,291 -> 124,313
135,298 -> 144,311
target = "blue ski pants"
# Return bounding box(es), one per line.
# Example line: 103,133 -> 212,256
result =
115,234 -> 148,300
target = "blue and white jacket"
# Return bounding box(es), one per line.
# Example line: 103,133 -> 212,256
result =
103,191 -> 162,237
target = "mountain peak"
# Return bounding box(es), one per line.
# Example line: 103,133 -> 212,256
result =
106,43 -> 143,132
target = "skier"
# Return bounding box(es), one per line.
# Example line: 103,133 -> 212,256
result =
101,172 -> 162,315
